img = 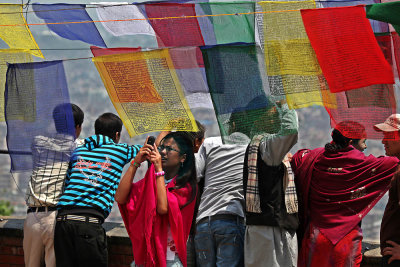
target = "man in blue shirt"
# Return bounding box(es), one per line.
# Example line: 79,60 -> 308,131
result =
54,112 -> 141,267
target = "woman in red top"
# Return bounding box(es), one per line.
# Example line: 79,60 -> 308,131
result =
115,132 -> 197,267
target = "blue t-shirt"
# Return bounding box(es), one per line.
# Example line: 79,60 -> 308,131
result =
58,134 -> 141,218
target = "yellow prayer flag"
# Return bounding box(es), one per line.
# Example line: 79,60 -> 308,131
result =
259,0 -> 336,109
93,49 -> 198,137
0,4 -> 43,58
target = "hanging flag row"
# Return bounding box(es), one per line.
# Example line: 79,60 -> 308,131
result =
0,1 -> 397,52
1,1 -> 400,144
30,2 -> 255,48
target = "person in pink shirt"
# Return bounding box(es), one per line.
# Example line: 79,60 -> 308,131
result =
115,132 -> 197,267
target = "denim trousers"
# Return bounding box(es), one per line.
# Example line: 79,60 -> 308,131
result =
194,216 -> 245,267
187,234 -> 197,267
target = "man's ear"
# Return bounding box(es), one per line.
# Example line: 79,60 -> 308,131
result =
115,132 -> 121,143
75,124 -> 82,139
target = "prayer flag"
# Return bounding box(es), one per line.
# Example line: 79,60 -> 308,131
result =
90,46 -> 141,56
91,46 -> 212,109
93,52 -> 162,104
259,0 -> 336,109
198,2 -> 255,45
325,84 -> 396,140
0,50 -> 32,122
317,0 -> 389,33
5,61 -> 74,171
366,2 -> 400,34
92,49 -> 198,136
145,3 -> 205,47
375,33 -> 393,66
170,47 -> 213,109
94,2 -> 156,37
0,4 -> 43,58
392,32 -> 400,78
202,45 -> 280,144
301,6 -> 394,93
33,4 -> 107,47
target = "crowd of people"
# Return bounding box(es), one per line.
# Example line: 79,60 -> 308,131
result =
21,101 -> 400,267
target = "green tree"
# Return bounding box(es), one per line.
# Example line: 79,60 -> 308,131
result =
0,200 -> 14,216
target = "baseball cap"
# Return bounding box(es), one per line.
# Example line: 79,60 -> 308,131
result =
374,114 -> 400,132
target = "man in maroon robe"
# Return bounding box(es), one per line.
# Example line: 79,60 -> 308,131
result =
291,121 -> 399,267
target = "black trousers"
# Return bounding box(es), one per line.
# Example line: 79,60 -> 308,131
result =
54,220 -> 108,267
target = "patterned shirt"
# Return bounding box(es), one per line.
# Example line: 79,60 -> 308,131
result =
57,134 -> 141,218
25,134 -> 83,207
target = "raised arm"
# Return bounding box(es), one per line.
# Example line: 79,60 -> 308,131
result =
115,139 -> 153,204
149,143 -> 168,215
154,118 -> 187,146
260,101 -> 299,166
155,131 -> 170,147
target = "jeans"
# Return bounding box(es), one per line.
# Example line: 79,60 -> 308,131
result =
194,216 -> 245,267
187,234 -> 197,267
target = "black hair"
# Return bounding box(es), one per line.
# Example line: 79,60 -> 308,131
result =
160,132 -> 197,208
326,121 -> 367,151
52,103 -> 84,134
72,104 -> 84,127
94,113 -> 122,140
181,120 -> 206,146
194,120 -> 206,141
351,138 -> 361,144
325,129 -> 352,151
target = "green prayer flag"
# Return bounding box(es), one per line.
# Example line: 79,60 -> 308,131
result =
366,2 -> 400,34
200,2 -> 255,44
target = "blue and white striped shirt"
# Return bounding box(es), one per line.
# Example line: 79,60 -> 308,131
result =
57,134 -> 141,218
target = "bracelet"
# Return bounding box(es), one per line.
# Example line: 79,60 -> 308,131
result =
130,160 -> 141,168
155,171 -> 165,177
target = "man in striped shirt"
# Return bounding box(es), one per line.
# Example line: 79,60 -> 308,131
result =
54,113 -> 141,267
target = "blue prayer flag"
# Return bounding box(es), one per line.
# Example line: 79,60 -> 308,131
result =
5,60 -> 74,171
33,4 -> 107,47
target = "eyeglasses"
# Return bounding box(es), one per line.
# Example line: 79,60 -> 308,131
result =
157,145 -> 180,153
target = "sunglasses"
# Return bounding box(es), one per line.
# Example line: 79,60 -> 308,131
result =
157,145 -> 181,154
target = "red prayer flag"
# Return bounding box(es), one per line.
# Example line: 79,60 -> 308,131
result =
392,32 -> 400,78
301,6 -> 394,93
145,3 -> 205,48
325,84 -> 396,140
169,47 -> 204,69
376,34 -> 393,66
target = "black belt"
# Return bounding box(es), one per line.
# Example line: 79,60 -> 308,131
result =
198,214 -> 244,225
56,214 -> 103,224
27,206 -> 58,213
